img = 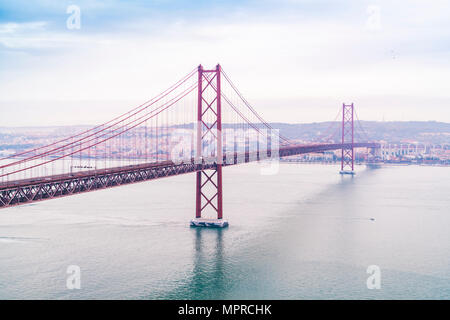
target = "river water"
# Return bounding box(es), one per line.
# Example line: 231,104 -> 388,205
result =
0,163 -> 449,299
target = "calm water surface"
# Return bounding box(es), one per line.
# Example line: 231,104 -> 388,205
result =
0,163 -> 449,299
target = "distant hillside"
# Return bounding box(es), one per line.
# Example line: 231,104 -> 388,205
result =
270,121 -> 450,144
0,122 -> 449,150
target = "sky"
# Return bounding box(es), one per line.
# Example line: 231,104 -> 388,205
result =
0,0 -> 450,126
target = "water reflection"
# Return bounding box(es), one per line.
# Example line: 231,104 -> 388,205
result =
191,227 -> 227,299
162,227 -> 228,299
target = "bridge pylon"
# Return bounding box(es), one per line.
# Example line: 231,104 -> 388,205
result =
340,103 -> 355,175
190,64 -> 228,228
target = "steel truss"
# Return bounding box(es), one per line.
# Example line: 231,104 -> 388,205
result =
0,161 -> 211,209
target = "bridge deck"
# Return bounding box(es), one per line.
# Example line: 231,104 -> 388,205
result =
0,142 -> 379,208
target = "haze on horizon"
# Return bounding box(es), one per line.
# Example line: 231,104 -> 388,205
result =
1,0 -> 450,127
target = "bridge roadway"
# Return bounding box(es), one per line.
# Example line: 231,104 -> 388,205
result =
0,142 -> 379,208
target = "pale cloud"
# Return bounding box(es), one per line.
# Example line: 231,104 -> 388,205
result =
0,0 -> 449,126
0,21 -> 48,34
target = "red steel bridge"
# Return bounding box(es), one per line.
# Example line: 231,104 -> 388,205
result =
0,64 -> 379,225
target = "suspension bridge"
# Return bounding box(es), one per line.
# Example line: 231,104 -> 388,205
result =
0,64 -> 379,227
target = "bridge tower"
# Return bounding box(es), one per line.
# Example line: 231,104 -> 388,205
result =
190,64 -> 228,228
340,103 -> 355,175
